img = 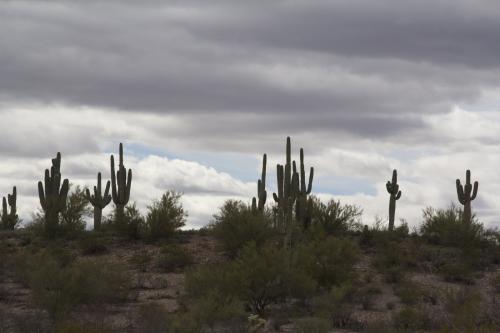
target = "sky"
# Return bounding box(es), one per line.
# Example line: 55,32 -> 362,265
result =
2,0 -> 500,229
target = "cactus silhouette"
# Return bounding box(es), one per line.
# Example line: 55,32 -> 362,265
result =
273,137 -> 299,249
38,152 -> 70,237
456,170 -> 478,224
252,154 -> 267,214
85,172 -> 112,230
294,148 -> 314,229
386,169 -> 401,231
1,186 -> 18,230
110,143 -> 132,224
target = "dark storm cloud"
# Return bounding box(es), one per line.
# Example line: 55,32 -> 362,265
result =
1,0 -> 499,143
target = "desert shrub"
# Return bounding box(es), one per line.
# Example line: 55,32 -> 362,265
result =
420,204 -> 485,248
392,306 -> 431,330
308,196 -> 363,235
105,202 -> 144,239
233,242 -> 315,314
294,317 -> 330,333
186,242 -> 315,315
439,287 -> 498,332
374,240 -> 412,283
311,283 -> 359,328
59,185 -> 92,238
210,200 -> 275,258
78,232 -> 109,255
145,191 -> 187,240
439,261 -> 476,284
27,185 -> 91,239
136,303 -> 171,333
394,280 -> 421,305
357,286 -> 382,310
15,250 -> 129,320
296,237 -> 358,289
157,244 -> 193,272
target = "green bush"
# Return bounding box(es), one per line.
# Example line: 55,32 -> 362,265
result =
105,202 -> 144,239
439,261 -> 476,284
296,237 -> 358,289
157,244 -> 193,272
210,200 -> 275,258
145,191 -> 187,240
14,250 -> 130,320
311,283 -> 358,328
309,196 -> 363,235
392,306 -> 430,330
78,232 -> 109,255
420,204 -> 485,248
186,242 -> 315,315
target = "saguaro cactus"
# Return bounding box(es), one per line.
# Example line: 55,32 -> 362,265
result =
85,172 -> 112,230
38,152 -> 70,237
273,137 -> 299,250
456,170 -> 478,224
1,186 -> 18,229
110,143 -> 132,223
294,148 -> 314,229
252,154 -> 267,214
386,169 -> 402,231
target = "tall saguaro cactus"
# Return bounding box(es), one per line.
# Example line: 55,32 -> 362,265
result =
456,170 -> 478,224
38,152 -> 70,237
386,169 -> 402,231
294,148 -> 314,229
85,172 -> 112,230
252,154 -> 267,214
1,186 -> 18,230
110,143 -> 132,224
273,137 -> 299,249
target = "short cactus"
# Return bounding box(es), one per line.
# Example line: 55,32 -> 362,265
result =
110,143 -> 132,223
1,186 -> 18,230
85,172 -> 112,230
386,169 -> 402,231
456,170 -> 478,224
252,154 -> 267,214
38,152 -> 70,237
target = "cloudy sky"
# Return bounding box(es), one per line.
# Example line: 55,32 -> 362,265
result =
2,0 -> 500,229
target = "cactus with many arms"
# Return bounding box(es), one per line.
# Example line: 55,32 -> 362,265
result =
110,143 -> 132,223
456,170 -> 478,224
252,154 -> 267,214
1,186 -> 18,229
85,172 -> 111,230
273,137 -> 299,249
386,169 -> 402,231
294,148 -> 314,229
38,152 -> 70,237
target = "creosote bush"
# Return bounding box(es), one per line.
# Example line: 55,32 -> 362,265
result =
13,248 -> 130,320
309,195 -> 363,236
145,190 -> 187,240
210,200 -> 276,258
157,244 -> 193,272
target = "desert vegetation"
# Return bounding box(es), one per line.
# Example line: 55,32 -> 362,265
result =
0,138 -> 499,333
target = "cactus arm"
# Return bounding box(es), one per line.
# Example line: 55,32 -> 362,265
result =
110,155 -> 118,202
306,167 -> 314,194
471,181 -> 478,200
2,197 -> 7,218
456,179 -> 465,204
395,191 -> 402,200
125,169 -> 132,202
38,180 -> 46,210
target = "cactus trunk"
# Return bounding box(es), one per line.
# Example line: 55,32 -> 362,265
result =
456,170 -> 478,225
386,169 -> 402,231
110,143 -> 132,226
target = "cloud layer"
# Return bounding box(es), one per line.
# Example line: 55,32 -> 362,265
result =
1,1 -> 500,229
